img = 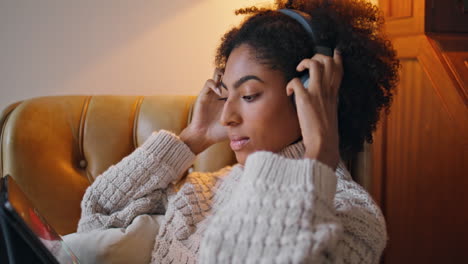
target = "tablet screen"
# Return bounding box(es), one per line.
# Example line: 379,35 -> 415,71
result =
5,177 -> 80,264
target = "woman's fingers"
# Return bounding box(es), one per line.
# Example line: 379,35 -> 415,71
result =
212,68 -> 223,95
319,56 -> 334,96
288,50 -> 343,169
212,68 -> 223,80
286,77 -> 315,133
208,80 -> 222,96
295,50 -> 343,100
200,79 -> 216,96
286,77 -> 307,99
308,55 -> 334,98
330,49 -> 343,97
198,68 -> 224,98
297,58 -> 324,95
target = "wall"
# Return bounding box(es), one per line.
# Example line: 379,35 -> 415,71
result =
0,0 -> 274,110
0,0 -> 377,110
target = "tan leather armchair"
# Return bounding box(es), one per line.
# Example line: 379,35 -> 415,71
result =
0,95 -> 370,235
0,95 -> 236,235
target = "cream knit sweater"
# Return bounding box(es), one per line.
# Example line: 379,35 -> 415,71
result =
77,130 -> 387,263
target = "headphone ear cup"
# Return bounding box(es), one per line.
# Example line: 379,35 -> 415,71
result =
300,73 -> 310,88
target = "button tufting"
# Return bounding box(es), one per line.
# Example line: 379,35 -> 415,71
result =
79,160 -> 87,169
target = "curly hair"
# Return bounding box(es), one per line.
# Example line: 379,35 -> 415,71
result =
215,0 -> 400,159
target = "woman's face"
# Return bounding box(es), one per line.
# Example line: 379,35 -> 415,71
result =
219,44 -> 302,165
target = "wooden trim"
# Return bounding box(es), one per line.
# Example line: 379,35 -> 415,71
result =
380,0 -> 425,37
428,34 -> 468,105
418,36 -> 468,132
371,32 -> 468,208
391,34 -> 468,132
386,0 -> 413,19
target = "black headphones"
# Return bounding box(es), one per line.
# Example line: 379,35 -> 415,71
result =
278,9 -> 335,89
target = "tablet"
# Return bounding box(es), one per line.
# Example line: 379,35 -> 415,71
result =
0,175 -> 80,264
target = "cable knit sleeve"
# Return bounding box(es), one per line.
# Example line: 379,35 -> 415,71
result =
199,151 -> 343,263
77,130 -> 196,233
333,164 -> 388,263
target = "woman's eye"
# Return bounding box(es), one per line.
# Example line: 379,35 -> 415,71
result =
217,94 -> 259,102
242,94 -> 258,102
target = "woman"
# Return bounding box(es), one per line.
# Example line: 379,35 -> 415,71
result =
75,0 -> 399,263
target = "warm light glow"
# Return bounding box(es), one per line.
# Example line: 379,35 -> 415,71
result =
1,0 -> 378,110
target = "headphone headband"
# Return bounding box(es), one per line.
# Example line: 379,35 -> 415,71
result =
278,9 -> 333,56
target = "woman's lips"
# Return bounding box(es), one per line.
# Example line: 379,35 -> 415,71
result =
230,137 -> 250,151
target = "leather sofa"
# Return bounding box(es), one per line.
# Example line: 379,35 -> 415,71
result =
0,95 -> 370,235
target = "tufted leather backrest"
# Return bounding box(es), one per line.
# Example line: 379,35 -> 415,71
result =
0,95 -> 236,235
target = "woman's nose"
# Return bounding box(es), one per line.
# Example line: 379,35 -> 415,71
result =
220,99 -> 241,127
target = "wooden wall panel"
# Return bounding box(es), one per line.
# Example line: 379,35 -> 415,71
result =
375,1 -> 468,263
379,0 -> 424,37
429,35 -> 468,103
381,59 -> 468,263
383,0 -> 413,19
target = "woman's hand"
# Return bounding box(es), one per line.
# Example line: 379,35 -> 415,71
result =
180,69 -> 228,155
286,49 -> 343,170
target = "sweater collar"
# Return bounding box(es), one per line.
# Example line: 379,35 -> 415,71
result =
277,140 -> 306,160
280,140 -> 349,177
232,140 -> 348,176
278,141 -> 349,176
231,140 -> 305,172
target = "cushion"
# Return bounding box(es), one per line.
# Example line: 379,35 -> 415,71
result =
62,214 -> 164,264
